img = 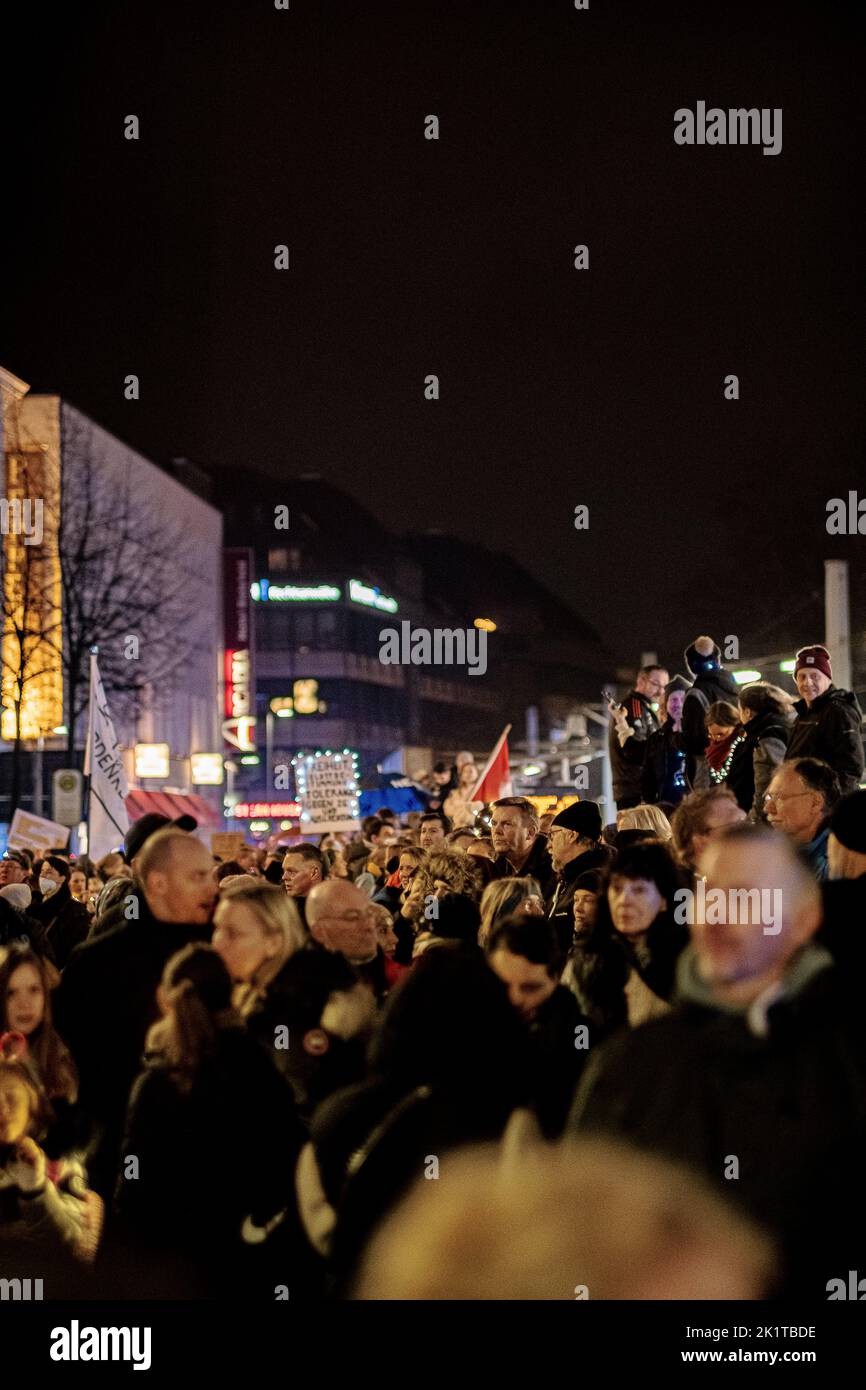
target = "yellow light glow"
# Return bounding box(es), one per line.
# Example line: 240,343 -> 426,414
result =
135,743 -> 171,778
191,752 -> 224,785
1,425 -> 64,740
473,618 -> 496,632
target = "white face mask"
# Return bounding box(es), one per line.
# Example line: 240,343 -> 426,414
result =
39,876 -> 58,898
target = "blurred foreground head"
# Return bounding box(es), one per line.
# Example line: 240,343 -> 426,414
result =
355,1138 -> 774,1300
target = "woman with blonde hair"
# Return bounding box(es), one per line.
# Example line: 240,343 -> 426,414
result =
478,877 -> 545,948
211,877 -> 307,1017
616,804 -> 673,843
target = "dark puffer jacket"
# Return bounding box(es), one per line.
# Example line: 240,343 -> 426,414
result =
785,686 -> 864,794
725,708 -> 792,817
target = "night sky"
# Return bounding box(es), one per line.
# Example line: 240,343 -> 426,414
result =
4,0 -> 864,672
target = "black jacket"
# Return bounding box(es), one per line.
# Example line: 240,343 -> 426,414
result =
527,985 -> 593,1138
115,1027 -> 304,1292
491,832 -> 557,903
681,667 -> 740,754
571,951 -> 866,1296
52,899 -> 211,1194
245,944 -> 372,1124
785,685 -> 864,794
547,846 -> 613,956
0,897 -> 56,964
609,691 -> 660,803
31,882 -> 90,970
725,708 -> 791,816
640,722 -> 688,806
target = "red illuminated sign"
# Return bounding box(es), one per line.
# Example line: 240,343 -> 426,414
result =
229,802 -> 301,819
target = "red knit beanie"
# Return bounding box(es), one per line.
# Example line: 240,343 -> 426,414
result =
794,645 -> 832,680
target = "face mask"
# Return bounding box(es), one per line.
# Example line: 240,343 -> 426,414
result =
39,877 -> 58,898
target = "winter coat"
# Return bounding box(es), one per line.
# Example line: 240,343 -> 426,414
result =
243,944 -> 376,1125
570,944 -> 866,1296
31,883 -> 90,970
0,1147 -> 88,1253
785,686 -> 865,794
565,914 -> 688,1039
0,897 -> 56,965
526,984 -> 593,1138
547,846 -> 614,956
114,1027 -> 304,1290
491,833 -> 557,903
683,667 -> 739,778
641,722 -> 688,807
609,691 -> 661,804
52,900 -> 211,1195
725,709 -> 792,817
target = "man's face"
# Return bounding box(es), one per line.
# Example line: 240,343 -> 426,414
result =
695,839 -> 819,990
795,667 -> 831,705
665,691 -> 686,726
491,806 -> 536,860
489,949 -> 556,1021
548,825 -> 577,871
282,853 -> 319,897
764,766 -> 825,845
0,857 -> 27,887
637,669 -> 669,702
419,819 -> 446,850
146,839 -> 217,925
691,798 -> 746,867
308,882 -> 378,960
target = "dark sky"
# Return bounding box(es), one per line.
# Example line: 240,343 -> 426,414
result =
4,0 -> 864,671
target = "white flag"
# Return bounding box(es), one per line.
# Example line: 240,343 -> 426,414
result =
84,653 -> 129,859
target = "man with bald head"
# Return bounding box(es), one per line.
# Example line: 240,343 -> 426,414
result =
571,824 -> 866,1296
54,830 -> 217,1194
306,879 -> 378,966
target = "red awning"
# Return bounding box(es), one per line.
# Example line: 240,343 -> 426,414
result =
125,789 -> 222,827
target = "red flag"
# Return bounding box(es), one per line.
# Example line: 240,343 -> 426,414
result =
470,725 -> 512,802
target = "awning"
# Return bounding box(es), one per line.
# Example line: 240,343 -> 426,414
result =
125,789 -> 222,827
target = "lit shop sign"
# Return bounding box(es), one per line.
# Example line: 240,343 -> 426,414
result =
269,680 -> 327,717
134,743 -> 170,779
224,548 -> 256,752
251,580 -> 341,602
229,802 -> 302,819
349,578 -> 398,613
190,753 -> 224,786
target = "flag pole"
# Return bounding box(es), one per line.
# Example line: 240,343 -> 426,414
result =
84,648 -> 97,858
469,724 -> 512,801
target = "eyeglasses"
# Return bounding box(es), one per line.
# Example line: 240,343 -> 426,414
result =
320,908 -> 375,925
762,790 -> 812,806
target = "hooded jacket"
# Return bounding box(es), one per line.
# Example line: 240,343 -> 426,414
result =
785,685 -> 865,794
570,944 -> 866,1295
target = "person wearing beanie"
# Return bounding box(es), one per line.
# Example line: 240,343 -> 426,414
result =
641,675 -> 692,809
546,801 -> 613,956
608,664 -> 669,811
784,645 -> 864,794
680,637 -> 740,788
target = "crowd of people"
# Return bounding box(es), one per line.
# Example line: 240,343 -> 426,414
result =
1,632 -> 865,1299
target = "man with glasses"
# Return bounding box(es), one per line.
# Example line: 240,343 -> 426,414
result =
609,665 -> 669,811
765,757 -> 841,882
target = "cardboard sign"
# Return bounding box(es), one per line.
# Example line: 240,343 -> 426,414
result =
8,809 -> 71,854
211,831 -> 247,860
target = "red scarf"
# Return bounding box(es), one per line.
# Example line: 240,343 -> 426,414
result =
706,729 -> 741,772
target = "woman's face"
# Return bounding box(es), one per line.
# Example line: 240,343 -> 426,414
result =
520,894 -> 545,918
399,853 -> 420,888
0,1075 -> 31,1145
5,963 -> 45,1036
459,764 -> 478,789
608,875 -> 665,938
572,889 -> 599,934
69,870 -> 87,902
707,723 -> 735,743
374,913 -> 398,957
212,900 -> 277,982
